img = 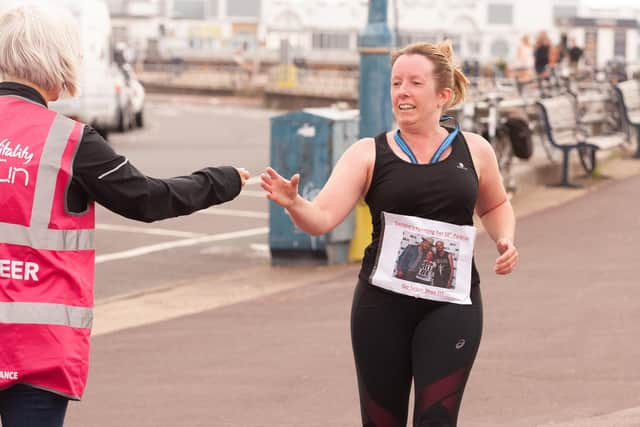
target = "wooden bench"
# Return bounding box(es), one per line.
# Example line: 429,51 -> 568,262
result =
614,79 -> 640,158
536,95 -> 626,187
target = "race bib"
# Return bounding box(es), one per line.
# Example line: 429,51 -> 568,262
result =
369,212 -> 476,304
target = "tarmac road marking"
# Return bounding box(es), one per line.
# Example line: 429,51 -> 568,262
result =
239,190 -> 267,198
250,243 -> 269,252
197,208 -> 268,219
199,244 -> 270,258
96,224 -> 207,239
95,227 -> 268,264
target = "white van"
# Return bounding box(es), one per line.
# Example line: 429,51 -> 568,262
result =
0,0 -> 120,138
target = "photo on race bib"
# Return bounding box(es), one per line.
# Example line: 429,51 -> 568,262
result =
370,212 -> 476,304
392,232 -> 459,289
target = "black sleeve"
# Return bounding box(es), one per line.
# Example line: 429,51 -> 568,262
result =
68,126 -> 242,222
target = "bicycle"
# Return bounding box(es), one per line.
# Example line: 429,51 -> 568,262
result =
464,92 -> 522,194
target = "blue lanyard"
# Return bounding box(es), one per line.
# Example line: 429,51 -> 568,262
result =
393,116 -> 461,164
393,129 -> 419,164
430,117 -> 460,164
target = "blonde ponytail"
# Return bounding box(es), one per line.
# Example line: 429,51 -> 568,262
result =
436,40 -> 454,62
449,66 -> 469,109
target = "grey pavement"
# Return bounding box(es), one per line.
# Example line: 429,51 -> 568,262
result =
62,156 -> 640,426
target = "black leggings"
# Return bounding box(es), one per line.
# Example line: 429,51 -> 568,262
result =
0,384 -> 68,427
351,280 -> 483,427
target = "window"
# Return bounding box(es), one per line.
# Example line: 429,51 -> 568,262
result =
487,3 -> 513,25
466,39 -> 481,57
397,32 -> 438,47
396,33 -> 458,53
490,38 -> 510,58
208,0 -> 219,17
448,35 -> 461,56
112,25 -> 128,43
173,0 -> 205,19
311,32 -> 351,50
227,0 -> 261,18
614,30 -> 626,58
106,0 -> 127,15
553,6 -> 577,21
157,0 -> 169,16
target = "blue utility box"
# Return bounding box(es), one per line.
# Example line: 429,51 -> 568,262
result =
269,107 -> 359,265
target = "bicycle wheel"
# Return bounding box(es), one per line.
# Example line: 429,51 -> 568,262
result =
577,145 -> 596,174
494,130 -> 517,192
494,134 -> 513,171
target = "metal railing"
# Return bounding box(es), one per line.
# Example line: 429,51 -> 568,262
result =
138,60 -> 639,192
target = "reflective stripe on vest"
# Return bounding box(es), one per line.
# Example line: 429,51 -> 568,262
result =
0,223 -> 94,250
0,301 -> 92,329
32,114 -> 76,225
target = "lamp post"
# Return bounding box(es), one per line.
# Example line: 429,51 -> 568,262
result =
349,0 -> 393,262
358,0 -> 393,139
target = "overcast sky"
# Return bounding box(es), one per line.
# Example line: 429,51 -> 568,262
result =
583,0 -> 640,7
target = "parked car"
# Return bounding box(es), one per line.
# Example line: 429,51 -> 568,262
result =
111,64 -> 135,132
121,63 -> 145,128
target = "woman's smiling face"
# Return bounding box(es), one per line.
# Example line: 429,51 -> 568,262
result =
390,54 -> 450,127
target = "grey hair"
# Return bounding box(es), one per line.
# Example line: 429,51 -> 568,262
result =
0,5 -> 81,96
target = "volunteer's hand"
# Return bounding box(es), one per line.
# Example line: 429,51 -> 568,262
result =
236,168 -> 250,187
260,167 -> 299,208
494,237 -> 518,275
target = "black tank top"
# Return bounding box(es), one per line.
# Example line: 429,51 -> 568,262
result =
359,128 -> 481,286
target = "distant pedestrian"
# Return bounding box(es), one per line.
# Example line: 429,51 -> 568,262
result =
534,31 -> 551,77
514,34 -> 535,82
0,5 -> 249,427
550,32 -> 569,76
261,40 -> 518,426
568,37 -> 584,75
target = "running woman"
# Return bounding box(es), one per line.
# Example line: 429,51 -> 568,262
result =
261,40 -> 518,426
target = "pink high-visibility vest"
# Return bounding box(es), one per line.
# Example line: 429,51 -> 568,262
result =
0,95 -> 95,400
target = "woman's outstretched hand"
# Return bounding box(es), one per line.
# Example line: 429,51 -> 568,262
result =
494,237 -> 518,275
261,167 -> 300,208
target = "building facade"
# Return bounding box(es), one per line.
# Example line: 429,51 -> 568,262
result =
107,0 -> 640,67
556,12 -> 640,67
262,0 -> 585,65
107,0 -> 263,61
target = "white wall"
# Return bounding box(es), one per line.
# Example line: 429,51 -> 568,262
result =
597,28 -> 614,67
627,30 -> 639,63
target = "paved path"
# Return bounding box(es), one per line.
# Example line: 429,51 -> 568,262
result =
63,161 -> 640,427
